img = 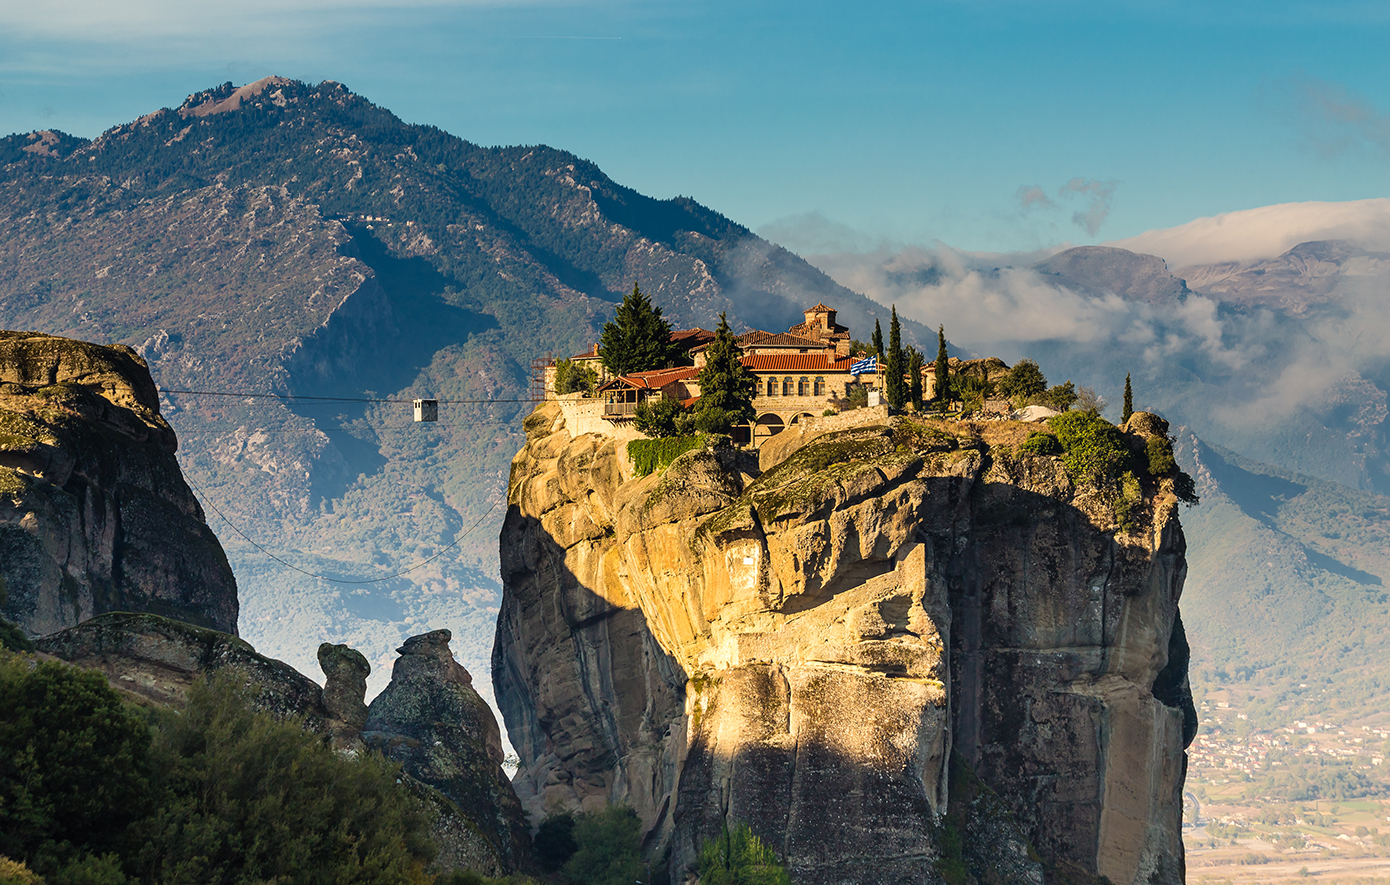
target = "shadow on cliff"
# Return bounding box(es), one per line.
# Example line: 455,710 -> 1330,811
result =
284,225 -> 501,503
494,463 -> 1199,885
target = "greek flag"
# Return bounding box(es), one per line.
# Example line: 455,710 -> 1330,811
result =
850,355 -> 877,376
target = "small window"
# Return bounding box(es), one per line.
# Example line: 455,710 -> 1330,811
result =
783,377 -> 794,396
798,376 -> 809,396
814,376 -> 825,396
766,377 -> 777,397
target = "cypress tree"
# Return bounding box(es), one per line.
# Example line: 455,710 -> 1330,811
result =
871,319 -> 884,358
1122,373 -> 1134,423
884,306 -> 905,410
599,283 -> 679,377
694,313 -> 757,434
908,347 -> 924,412
934,325 -> 949,407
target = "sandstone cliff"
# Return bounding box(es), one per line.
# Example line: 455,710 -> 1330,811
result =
0,332 -> 236,636
494,402 -> 1195,885
37,614 -> 530,877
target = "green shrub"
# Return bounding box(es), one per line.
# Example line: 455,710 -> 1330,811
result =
1146,435 -> 1177,476
1018,432 -> 1062,456
132,673 -> 434,885
0,855 -> 43,885
634,397 -> 693,438
1036,381 -> 1077,412
697,823 -> 790,885
433,873 -> 535,885
1115,471 -> 1144,532
533,812 -> 577,872
1047,411 -> 1128,487
997,359 -> 1047,404
561,806 -> 643,885
554,359 -> 597,396
628,435 -> 703,477
0,655 -> 153,875
1171,471 -> 1199,505
0,582 -> 34,653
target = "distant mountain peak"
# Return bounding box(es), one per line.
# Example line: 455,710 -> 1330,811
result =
179,75 -> 300,118
1032,244 -> 1191,306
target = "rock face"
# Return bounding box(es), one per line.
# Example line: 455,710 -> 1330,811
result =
0,332 -> 236,636
363,629 -> 532,875
494,402 -> 1194,885
37,614 -> 530,878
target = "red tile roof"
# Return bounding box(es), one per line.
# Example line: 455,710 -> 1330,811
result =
609,366 -> 699,389
737,332 -> 825,349
740,354 -> 858,372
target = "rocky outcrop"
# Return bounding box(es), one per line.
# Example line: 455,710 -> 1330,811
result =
494,401 -> 1194,885
36,611 -> 337,723
37,614 -> 530,878
0,332 -> 236,636
363,629 -> 531,876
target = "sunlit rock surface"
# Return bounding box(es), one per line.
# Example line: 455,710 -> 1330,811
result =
494,401 -> 1194,885
0,332 -> 236,635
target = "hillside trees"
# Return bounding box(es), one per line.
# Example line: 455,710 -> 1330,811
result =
0,660 -> 436,885
694,313 -> 756,434
998,359 -> 1047,404
599,284 -> 679,377
1123,373 -> 1134,423
0,656 -> 153,877
908,348 -> 924,411
871,320 -> 885,358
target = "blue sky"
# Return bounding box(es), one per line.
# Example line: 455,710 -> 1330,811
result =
3,0 -> 1389,253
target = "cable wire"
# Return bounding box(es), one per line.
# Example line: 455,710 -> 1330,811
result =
186,478 -> 504,585
159,388 -> 535,405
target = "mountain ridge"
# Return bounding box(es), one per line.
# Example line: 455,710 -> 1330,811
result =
0,76 -> 930,696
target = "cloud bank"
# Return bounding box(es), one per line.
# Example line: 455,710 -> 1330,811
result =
1106,198 -> 1390,269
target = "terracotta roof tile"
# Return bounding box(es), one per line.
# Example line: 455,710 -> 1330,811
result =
739,354 -> 858,372
610,366 -> 699,389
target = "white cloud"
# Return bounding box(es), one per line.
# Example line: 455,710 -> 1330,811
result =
1105,198 -> 1390,269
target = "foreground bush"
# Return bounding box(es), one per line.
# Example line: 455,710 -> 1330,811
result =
561,806 -> 643,885
0,659 -> 436,885
697,823 -> 790,885
0,654 -> 153,879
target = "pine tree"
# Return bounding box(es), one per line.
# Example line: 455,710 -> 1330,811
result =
871,319 -> 884,358
908,347 -> 924,411
934,325 -> 949,407
694,313 -> 757,434
884,306 -> 905,410
1123,373 -> 1134,423
599,283 -> 678,377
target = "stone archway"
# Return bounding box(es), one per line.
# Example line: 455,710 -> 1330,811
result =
754,413 -> 786,440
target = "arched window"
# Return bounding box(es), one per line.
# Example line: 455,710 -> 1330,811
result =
783,376 -> 794,396
766,377 -> 777,397
814,376 -> 825,396
798,376 -> 809,396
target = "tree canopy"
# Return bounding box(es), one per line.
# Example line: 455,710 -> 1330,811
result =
599,284 -> 679,377
933,325 -> 949,405
884,306 -> 905,411
694,313 -> 756,434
